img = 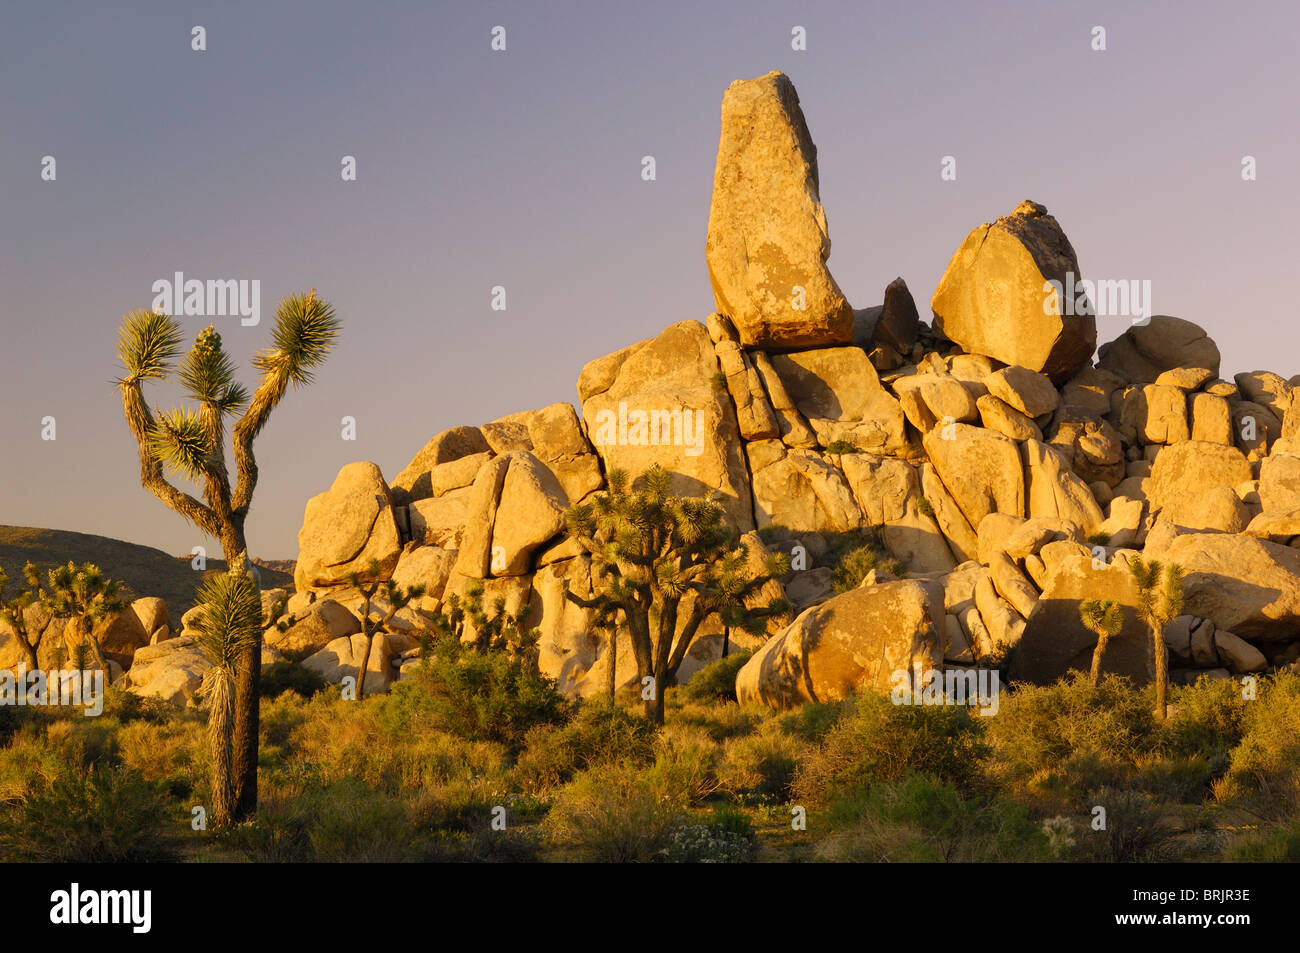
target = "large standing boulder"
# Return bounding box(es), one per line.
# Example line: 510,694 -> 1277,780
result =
1021,440 -> 1103,532
295,462 -> 402,592
704,71 -> 852,350
735,580 -> 942,708
1009,554 -> 1153,685
1097,316 -> 1221,384
582,320 -> 754,531
930,201 -> 1095,382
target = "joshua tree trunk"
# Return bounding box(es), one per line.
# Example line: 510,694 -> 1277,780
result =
606,629 -> 616,702
1153,625 -> 1169,720
1089,631 -> 1110,687
224,538 -> 261,822
207,671 -> 236,828
75,616 -> 110,675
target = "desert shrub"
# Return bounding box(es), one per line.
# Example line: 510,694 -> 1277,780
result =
777,699 -> 851,743
259,661 -> 326,699
1220,672 -> 1300,818
0,723 -> 65,802
516,697 -> 655,793
1226,819 -> 1300,862
985,671 -> 1161,809
116,716 -> 204,798
680,650 -> 753,704
670,700 -> 766,742
228,776 -> 426,862
1065,787 -> 1181,862
645,723 -> 722,805
546,763 -> 683,862
794,693 -> 989,804
99,686 -> 175,724
1166,674 -> 1248,774
832,546 -> 882,594
718,723 -> 802,799
1130,753 -> 1215,804
381,635 -> 568,752
815,774 -> 1049,862
0,765 -> 177,862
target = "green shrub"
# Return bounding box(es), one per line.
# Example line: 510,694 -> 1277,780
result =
516,697 -> 655,793
777,699 -> 851,743
816,774 -> 1049,862
794,693 -> 989,804
645,723 -> 721,805
1,765 -> 177,862
259,661 -> 327,699
718,724 -> 801,799
1220,672 -> 1300,817
985,671 -> 1161,810
1167,675 -> 1249,776
546,763 -> 683,862
382,635 -> 568,752
680,650 -> 753,704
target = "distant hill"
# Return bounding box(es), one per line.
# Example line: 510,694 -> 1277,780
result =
0,525 -> 294,618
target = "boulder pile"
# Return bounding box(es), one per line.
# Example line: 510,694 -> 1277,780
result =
277,70 -> 1300,705
10,71 -> 1295,708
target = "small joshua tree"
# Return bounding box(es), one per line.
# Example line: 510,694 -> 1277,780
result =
115,290 -> 339,819
1079,598 -> 1123,687
192,573 -> 262,829
346,558 -> 425,696
563,464 -> 790,725
0,563 -> 42,670
39,562 -> 126,675
1129,557 -> 1184,721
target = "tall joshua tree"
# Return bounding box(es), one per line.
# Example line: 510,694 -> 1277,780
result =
563,464 -> 790,725
116,290 -> 339,819
1079,598 -> 1123,687
192,573 -> 262,829
1130,557 -> 1184,721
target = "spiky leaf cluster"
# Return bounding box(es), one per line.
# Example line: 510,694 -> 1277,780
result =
193,573 -> 263,670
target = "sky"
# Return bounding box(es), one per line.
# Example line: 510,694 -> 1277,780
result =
2,0 -> 1297,559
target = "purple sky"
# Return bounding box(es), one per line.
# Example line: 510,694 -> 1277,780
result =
2,0 -> 1297,558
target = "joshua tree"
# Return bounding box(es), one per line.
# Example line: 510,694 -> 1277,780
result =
563,464 -> 790,725
1079,598 -> 1124,687
38,562 -> 126,675
192,573 -> 262,829
346,558 -> 425,696
0,563 -> 41,670
115,290 -> 340,819
1129,557 -> 1185,720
